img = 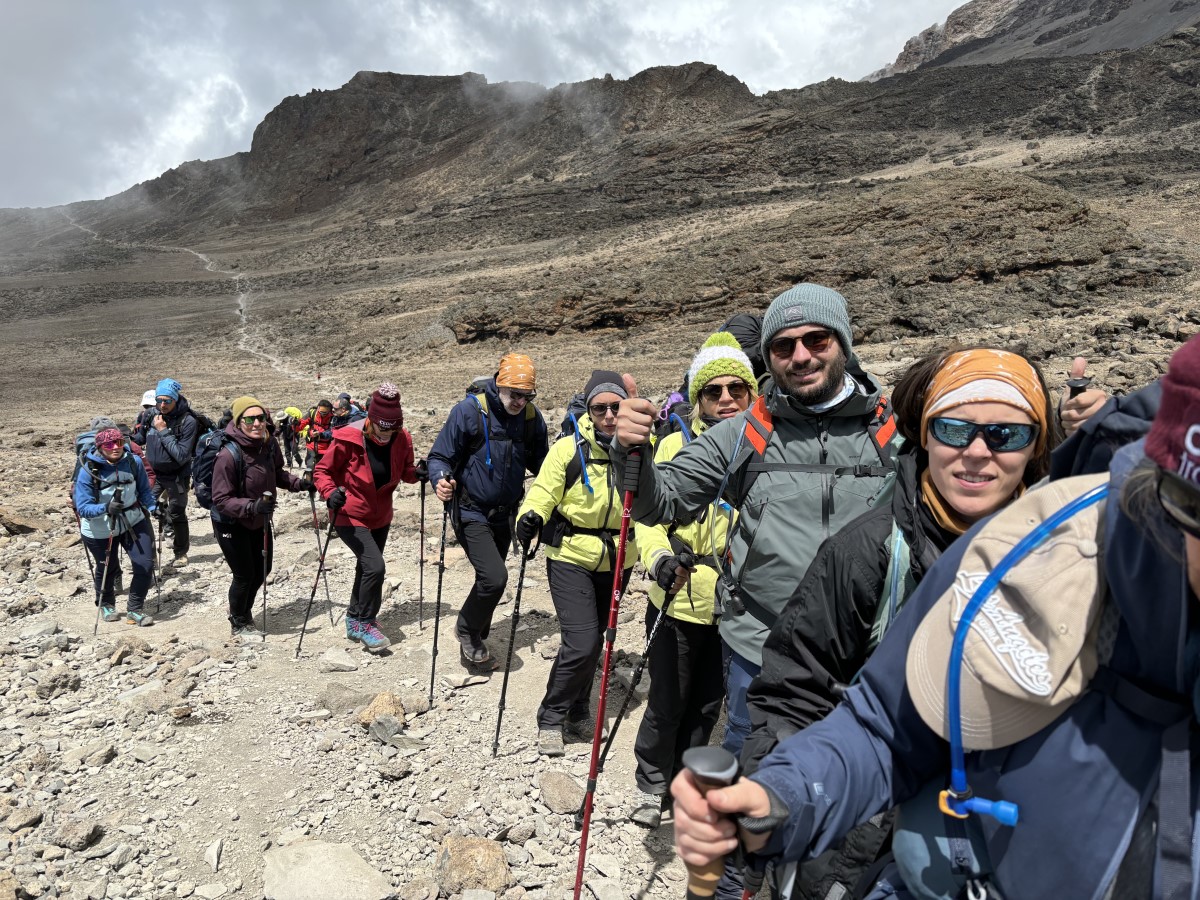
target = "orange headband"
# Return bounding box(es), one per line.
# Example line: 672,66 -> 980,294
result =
920,349 -> 1048,455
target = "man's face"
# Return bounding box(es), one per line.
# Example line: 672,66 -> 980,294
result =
334,402 -> 351,417
499,387 -> 534,416
766,325 -> 847,406
156,396 -> 177,415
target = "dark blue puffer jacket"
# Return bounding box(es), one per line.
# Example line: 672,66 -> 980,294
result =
751,440 -> 1196,900
427,379 -> 549,525
145,395 -> 200,478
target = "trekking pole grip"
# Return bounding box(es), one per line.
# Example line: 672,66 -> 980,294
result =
622,446 -> 643,494
681,746 -> 739,899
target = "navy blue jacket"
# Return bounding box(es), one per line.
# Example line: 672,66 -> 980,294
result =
427,379 -> 549,525
145,395 -> 200,478
752,441 -> 1195,899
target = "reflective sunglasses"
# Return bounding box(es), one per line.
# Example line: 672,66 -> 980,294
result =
589,402 -> 621,416
1158,469 -> 1200,540
768,330 -> 835,358
241,414 -> 267,424
929,417 -> 1038,453
700,382 -> 750,402
155,397 -> 174,407
96,439 -> 122,451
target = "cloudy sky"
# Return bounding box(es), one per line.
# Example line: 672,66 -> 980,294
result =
3,0 -> 964,209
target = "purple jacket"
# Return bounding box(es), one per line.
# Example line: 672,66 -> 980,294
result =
211,422 -> 302,529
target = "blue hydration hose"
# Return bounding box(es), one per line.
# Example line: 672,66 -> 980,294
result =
939,481 -> 1110,828
569,413 -> 593,494
471,395 -> 493,470
670,413 -> 693,443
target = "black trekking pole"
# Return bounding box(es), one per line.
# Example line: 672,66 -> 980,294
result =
573,548 -> 697,829
93,516 -> 118,637
71,508 -> 96,582
308,491 -> 335,625
417,478 -> 427,632
491,537 -> 540,758
260,492 -> 273,639
428,508 -> 450,706
573,448 -> 642,900
139,505 -> 163,613
296,518 -> 339,659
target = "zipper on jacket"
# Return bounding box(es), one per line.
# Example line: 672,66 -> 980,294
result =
817,419 -> 832,540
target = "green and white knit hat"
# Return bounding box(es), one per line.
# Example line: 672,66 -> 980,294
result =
688,332 -> 756,405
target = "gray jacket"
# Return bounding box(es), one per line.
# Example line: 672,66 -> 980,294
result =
610,366 -> 896,664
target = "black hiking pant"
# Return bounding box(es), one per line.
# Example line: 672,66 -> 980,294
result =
455,519 -> 511,642
213,520 -> 273,626
153,474 -> 190,555
336,524 -> 389,621
537,558 -> 630,729
633,604 -> 724,795
84,518 -> 154,612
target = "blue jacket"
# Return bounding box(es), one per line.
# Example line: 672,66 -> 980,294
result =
145,395 -> 200,478
752,441 -> 1194,899
427,379 -> 549,525
73,448 -> 156,539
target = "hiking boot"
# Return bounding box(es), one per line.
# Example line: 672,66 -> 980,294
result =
125,611 -> 154,628
345,616 -> 363,644
172,554 -> 188,568
538,728 -> 565,757
359,619 -> 391,653
234,624 -> 263,644
630,791 -> 665,828
565,714 -> 607,742
100,604 -> 120,623
458,633 -> 490,665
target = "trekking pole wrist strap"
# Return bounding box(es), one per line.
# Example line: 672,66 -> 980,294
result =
737,782 -> 790,835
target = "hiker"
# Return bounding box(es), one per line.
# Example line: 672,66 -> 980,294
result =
72,426 -> 157,626
146,378 -> 202,567
515,370 -> 637,757
211,396 -> 313,641
337,391 -> 365,415
428,353 -> 549,665
301,399 -> 335,477
629,334 -> 757,826
740,346 -> 1064,897
276,406 -> 304,468
671,334 -> 1200,900
613,283 -> 898,763
332,395 -> 367,428
314,383 -> 418,652
131,390 -> 156,445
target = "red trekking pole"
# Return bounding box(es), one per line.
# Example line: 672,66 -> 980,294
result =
573,448 -> 641,899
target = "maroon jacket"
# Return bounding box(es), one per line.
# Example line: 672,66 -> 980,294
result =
314,420 -> 417,530
211,422 -> 302,529
128,442 -> 156,488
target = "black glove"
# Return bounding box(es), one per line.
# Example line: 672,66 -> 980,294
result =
654,553 -> 695,593
320,429 -> 333,441
326,487 -> 347,511
252,494 -> 277,516
105,497 -> 124,516
415,458 -> 429,483
515,511 -> 543,550
295,479 -> 315,494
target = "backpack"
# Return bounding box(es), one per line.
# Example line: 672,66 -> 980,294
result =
193,431 -> 245,514
464,382 -> 540,469
69,431 -> 138,512
557,392 -> 589,440
654,392 -> 694,443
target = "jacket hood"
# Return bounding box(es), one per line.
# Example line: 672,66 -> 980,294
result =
332,419 -> 368,446
762,353 -> 883,422
165,395 -> 192,421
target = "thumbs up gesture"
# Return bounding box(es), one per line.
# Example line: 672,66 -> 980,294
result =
615,372 -> 656,449
1060,357 -> 1108,437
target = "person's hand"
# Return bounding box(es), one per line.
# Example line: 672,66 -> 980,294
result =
435,477 -> 456,503
415,458 -> 430,483
326,487 -> 347,511
655,553 -> 697,594
252,494 -> 276,516
152,415 -> 167,431
1060,357 -> 1107,437
320,429 -> 333,441
105,497 -> 124,516
295,479 -> 315,494
616,398 -> 657,449
671,771 -> 774,870
515,511 -> 543,550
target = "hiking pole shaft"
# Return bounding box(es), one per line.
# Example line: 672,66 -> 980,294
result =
72,508 -> 96,582
574,448 -> 641,900
309,492 -> 335,625
492,544 -> 535,758
139,505 -> 163,613
429,509 -> 449,706
296,519 -> 338,658
418,479 -> 427,632
260,493 -> 273,638
93,517 -> 117,636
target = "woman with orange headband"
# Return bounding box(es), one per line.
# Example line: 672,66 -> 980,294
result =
735,345 -> 1061,900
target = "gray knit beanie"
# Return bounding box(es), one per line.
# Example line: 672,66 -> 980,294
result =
89,416 -> 117,432
760,283 -> 853,361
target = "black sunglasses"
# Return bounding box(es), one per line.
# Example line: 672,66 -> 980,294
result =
700,382 -> 750,402
506,389 -> 536,402
589,402 -> 621,416
929,417 -> 1038,453
241,414 -> 267,424
768,330 -> 835,358
155,397 -> 174,406
1158,469 -> 1200,540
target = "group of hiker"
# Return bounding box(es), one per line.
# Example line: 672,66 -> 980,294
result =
69,277 -> 1200,900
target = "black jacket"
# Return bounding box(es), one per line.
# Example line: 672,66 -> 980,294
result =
145,396 -> 200,478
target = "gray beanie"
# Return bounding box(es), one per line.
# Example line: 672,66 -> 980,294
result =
760,283 -> 853,361
89,416 -> 117,432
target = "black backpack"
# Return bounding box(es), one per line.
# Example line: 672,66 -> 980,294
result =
193,431 -> 245,515
464,381 -> 540,462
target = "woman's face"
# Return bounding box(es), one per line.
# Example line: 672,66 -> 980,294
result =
239,407 -> 267,441
698,376 -> 752,421
588,391 -> 622,437
926,401 -> 1037,524
369,423 -> 396,445
97,438 -> 124,463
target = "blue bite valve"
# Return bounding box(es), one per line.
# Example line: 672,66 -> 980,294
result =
966,797 -> 1020,827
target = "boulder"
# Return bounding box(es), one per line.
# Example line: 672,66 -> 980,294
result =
435,835 -> 510,894
263,840 -> 393,900
356,691 -> 405,727
538,771 -> 584,815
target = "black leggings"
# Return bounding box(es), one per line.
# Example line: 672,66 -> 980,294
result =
213,520 -> 273,625
455,519 -> 511,641
336,524 -> 389,621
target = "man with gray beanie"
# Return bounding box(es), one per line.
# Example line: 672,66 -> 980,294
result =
612,283 -> 897,795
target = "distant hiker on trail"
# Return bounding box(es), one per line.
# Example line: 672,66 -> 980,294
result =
314,383 -> 418,653
278,406 -> 305,468
612,284 -> 899,765
332,395 -> 367,429
671,333 -> 1200,900
146,378 -> 202,567
131,389 -> 156,446
629,334 -> 757,827
73,426 -> 157,627
301,399 -> 334,478
515,369 -> 636,757
428,353 -> 549,666
211,396 -> 313,643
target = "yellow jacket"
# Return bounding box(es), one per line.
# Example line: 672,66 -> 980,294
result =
634,423 -> 734,625
518,416 -> 636,573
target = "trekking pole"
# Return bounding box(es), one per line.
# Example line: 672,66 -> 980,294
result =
139,505 -> 163,613
428,507 -> 449,706
260,492 -> 273,638
573,448 -> 642,900
417,478 -> 427,631
308,491 -> 335,625
71,507 -> 96,582
573,548 -> 697,829
296,518 -> 339,658
93,516 -> 118,637
491,536 -> 540,758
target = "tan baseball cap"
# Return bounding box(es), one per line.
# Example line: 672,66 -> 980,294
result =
496,353 -> 536,391
906,473 -> 1109,751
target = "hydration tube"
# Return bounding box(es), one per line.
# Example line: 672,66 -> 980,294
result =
670,413 -> 694,443
569,412 -> 593,494
471,395 -> 493,470
939,481 -> 1110,828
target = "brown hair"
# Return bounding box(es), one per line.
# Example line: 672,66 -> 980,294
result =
890,345 -> 1063,486
1120,458 -> 1184,559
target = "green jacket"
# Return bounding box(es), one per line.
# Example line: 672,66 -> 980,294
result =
611,367 -> 896,664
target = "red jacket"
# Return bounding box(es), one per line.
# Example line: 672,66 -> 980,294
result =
314,421 -> 418,529
302,410 -> 334,454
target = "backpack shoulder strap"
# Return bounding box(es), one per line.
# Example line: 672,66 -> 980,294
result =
732,397 -> 774,502
869,395 -> 897,467
868,519 -> 914,654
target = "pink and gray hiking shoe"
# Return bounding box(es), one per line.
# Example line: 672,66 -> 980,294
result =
358,619 -> 391,653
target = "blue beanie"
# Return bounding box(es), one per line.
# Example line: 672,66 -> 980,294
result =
760,283 -> 853,361
156,378 -> 182,401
